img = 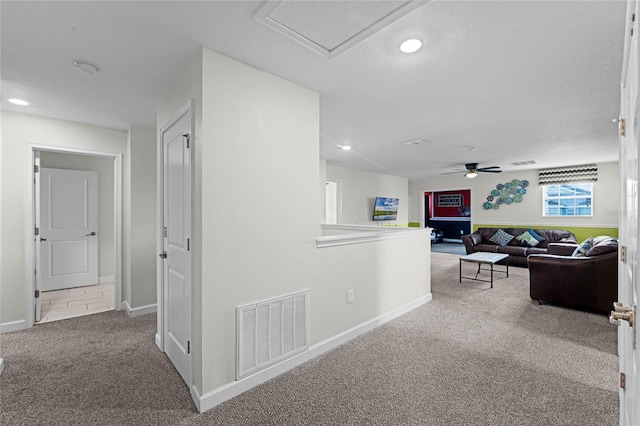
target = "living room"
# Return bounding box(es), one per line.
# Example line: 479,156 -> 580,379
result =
1,1 -> 637,424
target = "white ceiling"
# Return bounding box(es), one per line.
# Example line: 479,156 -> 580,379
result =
1,1 -> 627,180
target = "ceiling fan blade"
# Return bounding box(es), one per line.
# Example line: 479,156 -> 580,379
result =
441,163 -> 501,176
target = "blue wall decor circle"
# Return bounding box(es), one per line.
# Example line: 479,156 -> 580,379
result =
483,179 -> 529,210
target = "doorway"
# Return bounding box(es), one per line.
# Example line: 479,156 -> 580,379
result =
325,180 -> 342,224
25,145 -> 123,327
424,193 -> 432,228
422,188 -> 472,241
158,101 -> 193,387
36,162 -> 107,323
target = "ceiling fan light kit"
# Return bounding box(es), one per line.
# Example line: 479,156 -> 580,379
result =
441,162 -> 503,178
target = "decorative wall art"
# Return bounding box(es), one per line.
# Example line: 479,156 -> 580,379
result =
437,194 -> 462,207
483,179 -> 529,210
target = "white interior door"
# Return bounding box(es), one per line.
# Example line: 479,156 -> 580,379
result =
39,168 -> 99,292
161,107 -> 192,386
617,2 -> 639,424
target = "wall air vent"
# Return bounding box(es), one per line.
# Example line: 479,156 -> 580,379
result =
511,160 -> 538,166
237,290 -> 309,379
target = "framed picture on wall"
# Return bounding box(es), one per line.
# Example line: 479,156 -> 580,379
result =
437,194 -> 462,207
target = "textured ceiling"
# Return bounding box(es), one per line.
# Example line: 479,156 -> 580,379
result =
0,1 -> 627,180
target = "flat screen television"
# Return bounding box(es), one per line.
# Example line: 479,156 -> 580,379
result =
372,197 -> 399,221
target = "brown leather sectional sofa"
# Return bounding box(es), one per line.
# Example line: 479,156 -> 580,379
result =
528,236 -> 618,313
461,227 -> 578,267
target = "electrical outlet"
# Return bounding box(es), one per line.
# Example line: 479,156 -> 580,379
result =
347,289 -> 354,304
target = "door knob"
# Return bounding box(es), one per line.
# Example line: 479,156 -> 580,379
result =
610,302 -> 634,326
159,251 -> 167,259
40,237 -> 47,242
85,231 -> 96,236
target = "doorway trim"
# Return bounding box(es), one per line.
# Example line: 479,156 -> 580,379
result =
25,143 -> 123,327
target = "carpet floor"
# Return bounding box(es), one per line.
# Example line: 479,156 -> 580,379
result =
430,241 -> 466,255
1,252 -> 619,425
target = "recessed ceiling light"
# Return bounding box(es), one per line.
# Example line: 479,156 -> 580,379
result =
74,60 -> 99,75
400,39 -> 423,53
337,144 -> 352,151
8,98 -> 29,106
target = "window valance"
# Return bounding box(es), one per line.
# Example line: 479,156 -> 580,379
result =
538,164 -> 598,185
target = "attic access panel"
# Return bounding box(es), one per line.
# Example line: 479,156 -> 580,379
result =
256,0 -> 424,59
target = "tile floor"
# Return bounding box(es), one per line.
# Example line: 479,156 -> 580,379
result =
38,282 -> 114,324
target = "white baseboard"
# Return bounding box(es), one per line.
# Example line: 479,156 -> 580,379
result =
99,275 -> 115,283
1,319 -> 27,334
0,358 -> 4,376
155,333 -> 162,351
122,301 -> 157,317
193,293 -> 433,413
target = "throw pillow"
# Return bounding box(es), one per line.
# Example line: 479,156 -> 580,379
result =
585,237 -> 618,257
489,229 -> 515,246
515,230 -> 540,247
527,229 -> 545,243
572,237 -> 593,257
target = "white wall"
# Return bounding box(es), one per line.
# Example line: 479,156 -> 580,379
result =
199,47 -> 320,394
124,125 -> 157,310
158,48 -> 431,406
39,151 -> 114,281
409,161 -> 619,230
156,48 -> 205,393
326,165 -> 409,226
0,111 -> 127,325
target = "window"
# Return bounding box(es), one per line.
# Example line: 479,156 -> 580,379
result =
543,183 -> 593,217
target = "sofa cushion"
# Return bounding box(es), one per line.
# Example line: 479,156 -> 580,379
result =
526,247 -> 548,256
546,243 -> 579,256
586,237 -> 618,257
572,237 -> 594,257
515,230 -> 541,247
490,229 -> 515,246
473,244 -> 501,253
498,246 -> 528,257
533,229 -> 576,248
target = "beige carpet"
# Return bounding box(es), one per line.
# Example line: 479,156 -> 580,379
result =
1,252 -> 618,425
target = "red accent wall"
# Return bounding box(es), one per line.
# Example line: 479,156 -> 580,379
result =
432,190 -> 471,217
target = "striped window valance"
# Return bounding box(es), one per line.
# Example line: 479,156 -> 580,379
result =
538,164 -> 598,185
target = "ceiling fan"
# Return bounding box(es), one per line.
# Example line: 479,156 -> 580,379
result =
441,163 -> 502,179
